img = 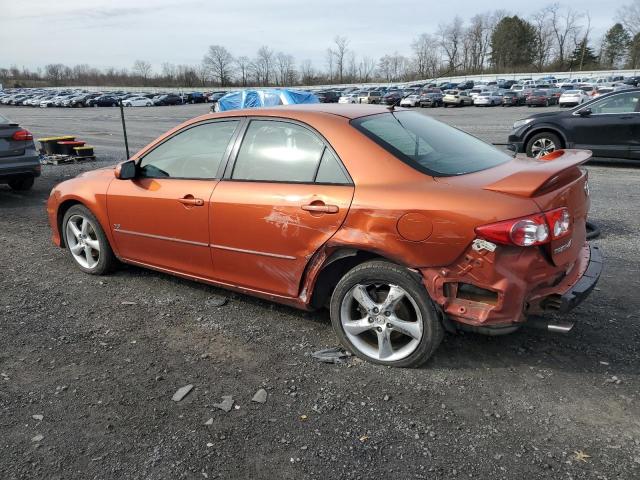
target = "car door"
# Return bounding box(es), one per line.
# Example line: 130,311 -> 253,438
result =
567,91 -> 640,158
210,118 -> 354,298
629,94 -> 640,160
107,119 -> 241,278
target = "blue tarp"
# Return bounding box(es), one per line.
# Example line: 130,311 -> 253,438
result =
216,89 -> 319,111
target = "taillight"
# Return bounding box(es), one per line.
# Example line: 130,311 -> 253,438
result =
475,208 -> 571,247
12,129 -> 33,141
544,207 -> 571,240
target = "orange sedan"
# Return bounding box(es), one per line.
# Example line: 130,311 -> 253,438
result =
47,104 -> 602,367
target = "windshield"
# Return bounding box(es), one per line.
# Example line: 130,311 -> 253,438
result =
351,111 -> 510,177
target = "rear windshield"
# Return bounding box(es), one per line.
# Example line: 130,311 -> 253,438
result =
351,111 -> 510,177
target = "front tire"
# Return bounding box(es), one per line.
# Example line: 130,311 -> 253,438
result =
330,260 -> 444,368
526,131 -> 562,158
62,205 -> 116,275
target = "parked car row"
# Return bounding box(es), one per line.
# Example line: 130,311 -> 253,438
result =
0,88 -> 217,108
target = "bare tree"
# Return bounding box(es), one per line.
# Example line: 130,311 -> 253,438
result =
253,46 -> 274,86
203,45 -> 234,86
275,52 -> 296,86
132,60 -> 152,85
358,56 -> 376,83
531,8 -> 554,71
378,53 -> 409,82
236,56 -> 250,86
332,36 -> 349,83
196,63 -> 209,87
438,16 -> 464,72
325,48 -> 335,82
618,0 -> 640,35
411,34 -> 441,78
548,3 -> 582,68
44,64 -> 67,86
575,11 -> 592,70
299,59 -> 315,85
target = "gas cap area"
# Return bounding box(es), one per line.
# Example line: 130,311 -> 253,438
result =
396,213 -> 433,242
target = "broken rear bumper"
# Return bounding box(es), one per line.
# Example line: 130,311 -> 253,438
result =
556,244 -> 602,313
420,242 -> 602,330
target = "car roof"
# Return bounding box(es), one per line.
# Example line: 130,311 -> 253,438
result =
208,103 -> 395,120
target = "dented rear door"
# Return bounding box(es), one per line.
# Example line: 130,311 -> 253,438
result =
210,118 -> 354,297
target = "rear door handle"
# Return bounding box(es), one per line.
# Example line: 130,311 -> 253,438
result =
178,196 -> 204,206
301,203 -> 339,214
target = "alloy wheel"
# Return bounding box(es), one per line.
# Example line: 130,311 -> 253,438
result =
340,283 -> 423,362
530,137 -> 556,158
66,214 -> 101,269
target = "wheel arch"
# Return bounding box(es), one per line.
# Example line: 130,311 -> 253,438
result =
304,247 -> 416,310
523,126 -> 567,151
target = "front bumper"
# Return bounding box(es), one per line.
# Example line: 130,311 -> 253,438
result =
420,242 -> 602,329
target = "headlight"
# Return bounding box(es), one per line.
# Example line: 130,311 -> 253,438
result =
512,118 -> 534,130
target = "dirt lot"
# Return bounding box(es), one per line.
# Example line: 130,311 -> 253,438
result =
1,104 -> 639,480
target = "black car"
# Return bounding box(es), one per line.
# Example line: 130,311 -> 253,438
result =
87,95 -> 118,107
0,113 -> 39,191
382,90 -> 405,105
456,80 -> 474,90
624,76 -> 640,87
315,91 -> 340,103
418,92 -> 443,108
153,94 -> 183,106
508,89 -> 640,159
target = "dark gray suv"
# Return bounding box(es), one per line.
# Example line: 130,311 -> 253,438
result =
0,113 -> 40,190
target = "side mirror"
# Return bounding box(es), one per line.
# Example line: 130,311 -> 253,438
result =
578,107 -> 592,117
114,159 -> 136,180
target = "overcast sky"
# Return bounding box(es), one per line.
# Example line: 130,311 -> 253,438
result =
0,0 -> 622,72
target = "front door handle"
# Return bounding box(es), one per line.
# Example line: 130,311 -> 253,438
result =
301,203 -> 339,214
178,196 -> 204,206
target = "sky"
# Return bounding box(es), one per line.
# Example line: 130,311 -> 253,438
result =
0,0 -> 623,72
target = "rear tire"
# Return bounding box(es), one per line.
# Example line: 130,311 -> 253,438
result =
330,260 -> 444,368
8,176 -> 34,191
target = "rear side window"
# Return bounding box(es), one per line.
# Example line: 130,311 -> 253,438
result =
352,111 -> 510,176
139,120 -> 239,179
232,120 -> 325,182
315,149 -> 349,184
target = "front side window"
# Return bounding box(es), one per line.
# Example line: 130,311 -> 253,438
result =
589,92 -> 640,114
352,111 -> 511,176
232,120 -> 325,182
139,120 -> 239,179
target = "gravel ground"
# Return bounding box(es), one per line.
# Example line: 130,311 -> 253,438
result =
1,104 -> 639,480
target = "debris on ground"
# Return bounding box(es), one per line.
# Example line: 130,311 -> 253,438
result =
31,434 -> 44,443
574,450 -> 591,462
311,347 -> 351,364
32,414 -> 43,421
213,395 -> 234,412
171,384 -> 194,402
204,418 -> 214,425
205,296 -> 228,307
252,388 -> 268,403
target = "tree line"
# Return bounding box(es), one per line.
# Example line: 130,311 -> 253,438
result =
2,1 -> 640,89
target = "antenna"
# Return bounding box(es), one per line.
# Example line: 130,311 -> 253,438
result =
118,99 -> 130,159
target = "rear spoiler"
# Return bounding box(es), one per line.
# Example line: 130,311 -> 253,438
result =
484,149 -> 591,197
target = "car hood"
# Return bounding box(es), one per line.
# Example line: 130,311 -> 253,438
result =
75,166 -> 116,179
522,111 -> 561,120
